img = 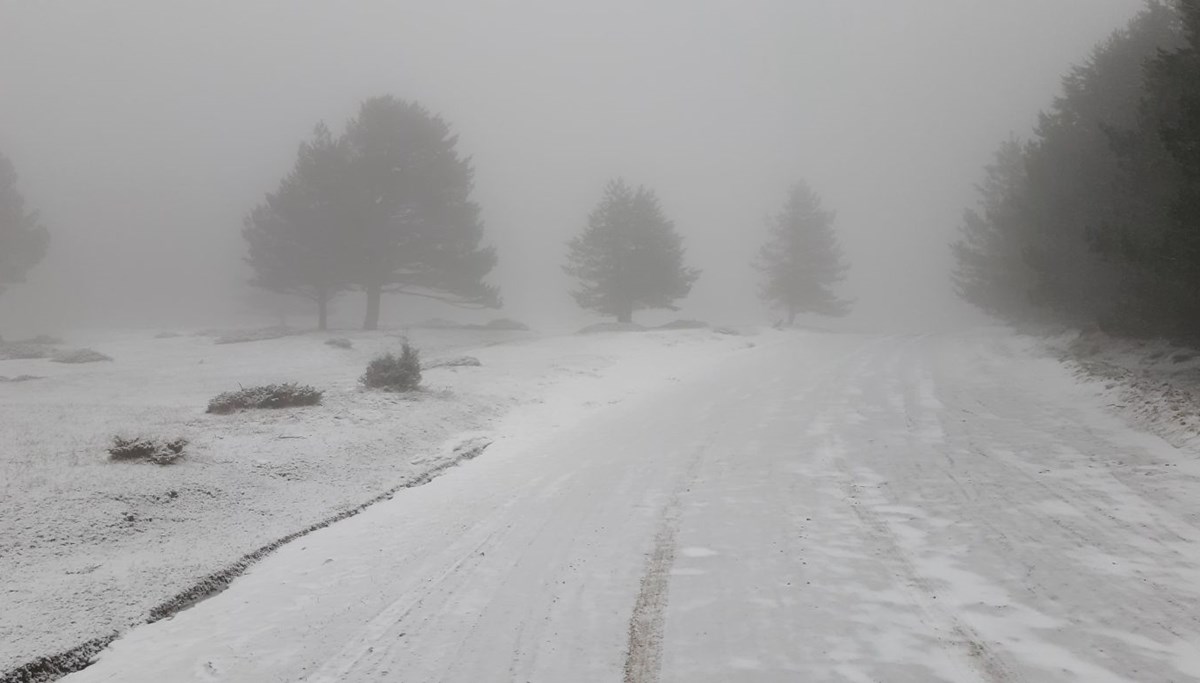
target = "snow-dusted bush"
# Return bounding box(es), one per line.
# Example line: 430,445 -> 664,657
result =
325,337 -> 353,349
51,348 -> 113,364
0,374 -> 42,383
0,342 -> 51,360
109,436 -> 188,465
361,344 -> 421,392
207,383 -> 323,414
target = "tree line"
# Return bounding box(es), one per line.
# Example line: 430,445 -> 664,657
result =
954,0 -> 1200,342
1,95 -> 852,330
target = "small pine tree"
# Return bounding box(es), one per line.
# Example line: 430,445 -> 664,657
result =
755,182 -> 850,324
564,179 -> 699,323
0,151 -> 49,298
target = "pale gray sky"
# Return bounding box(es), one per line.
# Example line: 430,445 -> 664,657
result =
0,0 -> 1143,331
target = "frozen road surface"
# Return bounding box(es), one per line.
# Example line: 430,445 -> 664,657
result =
66,332 -> 1200,682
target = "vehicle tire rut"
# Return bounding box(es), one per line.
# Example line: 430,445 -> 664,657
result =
622,445 -> 706,683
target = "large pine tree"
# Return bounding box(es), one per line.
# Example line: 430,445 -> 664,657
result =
341,96 -> 499,330
754,182 -> 850,324
953,2 -> 1183,334
951,139 -> 1037,319
1105,0 -> 1200,337
1022,0 -> 1181,327
0,150 -> 49,299
564,179 -> 699,323
244,124 -> 350,330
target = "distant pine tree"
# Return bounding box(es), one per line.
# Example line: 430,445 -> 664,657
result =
243,97 -> 501,331
564,179 -> 700,323
951,139 -> 1038,319
244,123 -> 351,330
341,96 -> 499,330
0,150 -> 49,299
754,182 -> 850,324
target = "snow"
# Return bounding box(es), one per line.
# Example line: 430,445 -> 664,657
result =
1052,330 -> 1200,453
0,326 -> 754,675
23,329 -> 1200,682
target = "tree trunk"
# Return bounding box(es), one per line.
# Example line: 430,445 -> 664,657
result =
317,297 -> 328,331
616,303 -> 633,324
364,285 -> 382,331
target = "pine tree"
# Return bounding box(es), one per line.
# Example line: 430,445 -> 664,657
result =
951,139 -> 1037,319
952,1 -> 1183,333
0,150 -> 49,298
341,96 -> 499,330
754,182 -> 850,324
1139,0 -> 1200,296
244,124 -> 351,330
564,179 -> 699,323
1021,0 -> 1182,326
1090,0 -> 1200,338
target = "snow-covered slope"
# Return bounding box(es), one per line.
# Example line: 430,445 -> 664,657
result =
51,331 -> 1200,682
1056,330 -> 1200,453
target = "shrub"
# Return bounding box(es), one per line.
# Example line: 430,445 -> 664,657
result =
0,342 -> 51,360
207,383 -> 323,414
109,436 -> 188,465
325,337 -> 353,349
361,344 -> 422,392
51,348 -> 113,363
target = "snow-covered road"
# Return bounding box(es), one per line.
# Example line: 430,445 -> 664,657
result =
65,332 -> 1200,682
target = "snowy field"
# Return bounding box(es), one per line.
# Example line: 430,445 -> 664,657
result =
4,328 -> 1194,682
0,326 -> 758,676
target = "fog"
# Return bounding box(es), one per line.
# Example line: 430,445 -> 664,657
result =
0,0 -> 1142,333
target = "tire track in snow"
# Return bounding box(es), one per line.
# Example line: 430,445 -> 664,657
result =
622,444 -> 707,683
301,499 -> 521,683
797,339 -> 1016,682
855,343 -> 1022,682
843,474 -> 1021,683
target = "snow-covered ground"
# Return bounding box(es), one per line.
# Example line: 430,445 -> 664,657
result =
27,329 -> 1200,682
1054,330 -> 1200,453
0,326 -> 756,676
